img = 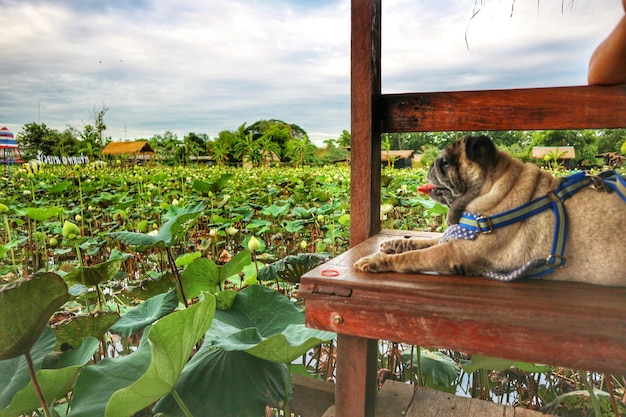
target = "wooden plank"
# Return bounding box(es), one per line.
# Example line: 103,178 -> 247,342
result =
290,374 -> 335,417
350,0 -> 382,246
374,380 -> 415,417
381,85 -> 626,133
299,230 -> 626,375
404,387 -> 551,417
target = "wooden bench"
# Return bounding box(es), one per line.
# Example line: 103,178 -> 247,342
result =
298,1 -> 626,416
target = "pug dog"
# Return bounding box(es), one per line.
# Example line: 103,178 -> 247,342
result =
353,135 -> 626,286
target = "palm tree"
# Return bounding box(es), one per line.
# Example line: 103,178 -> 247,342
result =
258,135 -> 282,167
208,141 -> 231,167
286,136 -> 318,167
234,132 -> 261,167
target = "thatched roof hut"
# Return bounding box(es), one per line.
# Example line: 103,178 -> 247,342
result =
102,141 -> 154,163
531,146 -> 575,160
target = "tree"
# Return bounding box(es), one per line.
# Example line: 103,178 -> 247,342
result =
596,129 -> 626,154
336,130 -> 351,148
181,133 -> 208,165
245,119 -> 307,162
257,135 -> 282,167
88,104 -> 109,146
149,131 -> 181,165
286,136 -> 318,167
207,140 -> 231,167
17,122 -> 58,159
234,131 -> 261,166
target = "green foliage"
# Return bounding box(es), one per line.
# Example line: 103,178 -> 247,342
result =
0,161 -> 622,416
0,274 -> 70,360
401,348 -> 460,393
0,334 -> 98,417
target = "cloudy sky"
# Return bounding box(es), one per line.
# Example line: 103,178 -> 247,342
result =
0,0 -> 621,146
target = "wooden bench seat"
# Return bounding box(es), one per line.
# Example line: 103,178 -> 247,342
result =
300,230 -> 626,375
299,231 -> 626,416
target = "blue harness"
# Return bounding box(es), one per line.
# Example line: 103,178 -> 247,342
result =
439,170 -> 626,281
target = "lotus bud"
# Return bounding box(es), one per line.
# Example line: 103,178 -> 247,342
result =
248,235 -> 261,252
226,226 -> 239,235
0,203 -> 8,214
62,221 -> 80,240
300,240 -> 308,250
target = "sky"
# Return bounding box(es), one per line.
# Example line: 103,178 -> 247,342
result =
0,0 -> 622,146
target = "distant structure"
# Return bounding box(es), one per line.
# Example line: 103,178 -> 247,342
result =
381,150 -> 414,169
531,146 -> 576,169
0,127 -> 24,174
596,152 -> 625,168
102,140 -> 155,165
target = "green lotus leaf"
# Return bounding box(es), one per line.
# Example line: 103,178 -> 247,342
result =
64,258 -> 123,286
68,293 -> 216,417
25,206 -> 64,222
0,273 -> 70,360
0,337 -> 98,417
110,202 -> 204,248
461,354 -> 554,374
207,285 -> 335,363
153,349 -> 287,417
0,327 -> 56,410
109,290 -> 179,337
175,251 -> 201,267
257,252 -> 332,283
53,311 -> 121,351
401,348 -> 460,393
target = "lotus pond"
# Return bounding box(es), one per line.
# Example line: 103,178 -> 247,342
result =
0,163 -> 622,417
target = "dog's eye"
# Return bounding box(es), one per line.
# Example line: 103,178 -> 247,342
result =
440,157 -> 449,171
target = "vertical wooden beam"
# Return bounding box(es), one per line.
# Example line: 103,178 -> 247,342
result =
335,1 -> 381,417
350,0 -> 382,247
335,335 -> 379,417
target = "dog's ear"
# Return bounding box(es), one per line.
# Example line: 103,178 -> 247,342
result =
465,135 -> 497,166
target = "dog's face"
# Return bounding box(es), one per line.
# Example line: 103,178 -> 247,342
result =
426,135 -> 498,223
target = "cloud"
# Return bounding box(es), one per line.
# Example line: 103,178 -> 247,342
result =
0,0 -> 620,146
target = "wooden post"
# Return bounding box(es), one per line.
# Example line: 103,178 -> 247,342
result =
334,0 -> 382,416
350,0 -> 382,247
335,335 -> 379,417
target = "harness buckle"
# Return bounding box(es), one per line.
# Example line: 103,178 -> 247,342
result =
546,254 -> 566,267
586,174 -> 607,192
475,215 -> 493,234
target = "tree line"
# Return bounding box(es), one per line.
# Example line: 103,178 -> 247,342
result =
15,110 -> 351,166
13,105 -> 625,168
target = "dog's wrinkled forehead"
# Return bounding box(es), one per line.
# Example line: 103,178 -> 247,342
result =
438,135 -> 497,169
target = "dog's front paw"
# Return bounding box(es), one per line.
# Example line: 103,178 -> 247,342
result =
380,239 -> 406,254
353,253 -> 389,272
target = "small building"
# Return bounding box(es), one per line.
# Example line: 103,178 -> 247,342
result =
531,146 -> 576,169
381,150 -> 414,169
102,141 -> 155,164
